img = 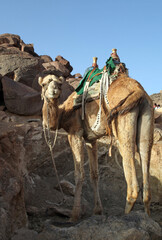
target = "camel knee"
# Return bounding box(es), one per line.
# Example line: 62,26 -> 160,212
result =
132,185 -> 139,199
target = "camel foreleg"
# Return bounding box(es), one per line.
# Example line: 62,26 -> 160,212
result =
86,140 -> 103,215
68,133 -> 84,222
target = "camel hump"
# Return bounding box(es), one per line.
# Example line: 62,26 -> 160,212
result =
107,75 -> 148,125
108,75 -> 145,110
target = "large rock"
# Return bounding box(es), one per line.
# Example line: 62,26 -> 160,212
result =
1,76 -> 42,115
0,120 -> 28,240
40,55 -> 53,63
0,33 -> 38,57
55,55 -> 73,73
0,33 -> 21,48
0,47 -> 43,88
66,76 -> 81,89
43,61 -> 71,78
59,80 -> 75,103
0,110 -> 162,239
36,212 -> 162,240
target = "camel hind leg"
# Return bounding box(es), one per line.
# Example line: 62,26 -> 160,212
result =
137,101 -> 154,215
86,140 -> 103,215
116,109 -> 139,214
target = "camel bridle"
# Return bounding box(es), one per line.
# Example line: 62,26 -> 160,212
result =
41,79 -> 65,204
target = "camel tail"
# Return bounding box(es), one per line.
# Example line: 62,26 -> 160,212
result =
108,90 -> 144,127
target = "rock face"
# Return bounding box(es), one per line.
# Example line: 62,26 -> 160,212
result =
0,119 -> 28,240
0,108 -> 162,240
36,212 -> 162,240
11,213 -> 162,240
0,33 -> 161,240
0,33 -> 76,115
2,77 -> 43,115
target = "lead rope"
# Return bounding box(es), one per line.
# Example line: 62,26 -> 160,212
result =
43,97 -> 65,205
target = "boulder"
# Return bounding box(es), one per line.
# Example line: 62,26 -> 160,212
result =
20,43 -> 38,57
11,228 -> 38,240
40,55 -> 53,63
55,55 -> 73,73
59,80 -> 75,103
0,33 -> 21,48
0,34 -> 44,89
0,121 -> 28,240
0,48 -> 44,88
43,61 -> 71,78
0,109 -> 161,239
74,73 -> 82,78
0,33 -> 38,57
66,77 -> 80,89
36,212 -> 162,240
1,76 -> 43,115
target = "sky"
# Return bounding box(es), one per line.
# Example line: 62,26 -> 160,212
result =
0,0 -> 162,95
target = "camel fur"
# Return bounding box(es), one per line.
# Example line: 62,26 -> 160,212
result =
39,71 -> 154,222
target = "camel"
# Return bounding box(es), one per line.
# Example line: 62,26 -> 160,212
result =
38,68 -> 154,222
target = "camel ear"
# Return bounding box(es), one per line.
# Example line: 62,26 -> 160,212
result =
59,76 -> 65,84
38,76 -> 43,86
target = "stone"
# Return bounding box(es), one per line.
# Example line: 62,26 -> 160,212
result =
55,55 -> 73,73
0,124 -> 28,239
66,77 -> 80,89
43,61 -> 71,77
11,228 -> 38,240
74,73 -> 82,78
0,47 -> 44,88
55,180 -> 75,196
59,80 -> 74,103
0,33 -> 21,48
1,76 -> 43,115
20,43 -> 38,57
40,55 -> 53,63
36,212 -> 162,240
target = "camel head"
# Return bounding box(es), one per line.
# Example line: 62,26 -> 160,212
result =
38,74 -> 65,130
38,74 -> 64,100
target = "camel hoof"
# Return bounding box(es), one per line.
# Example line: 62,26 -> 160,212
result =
144,205 -> 150,216
69,216 -> 79,223
69,211 -> 80,223
125,201 -> 134,214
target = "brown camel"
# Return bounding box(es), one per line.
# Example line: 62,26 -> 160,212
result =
38,70 -> 154,222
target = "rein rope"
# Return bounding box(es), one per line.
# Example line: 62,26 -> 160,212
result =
43,94 -> 65,205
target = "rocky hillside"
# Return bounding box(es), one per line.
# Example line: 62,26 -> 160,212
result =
0,33 -> 82,115
0,34 -> 162,240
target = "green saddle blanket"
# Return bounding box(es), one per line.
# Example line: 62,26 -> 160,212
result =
75,57 -> 116,95
73,81 -> 100,108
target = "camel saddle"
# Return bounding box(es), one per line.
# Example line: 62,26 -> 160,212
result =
73,81 -> 100,109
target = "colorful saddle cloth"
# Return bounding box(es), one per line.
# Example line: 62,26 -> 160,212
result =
75,57 -> 116,95
73,81 -> 100,108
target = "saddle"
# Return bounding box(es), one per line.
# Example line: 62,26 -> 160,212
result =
73,62 -> 127,109
73,81 -> 100,109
